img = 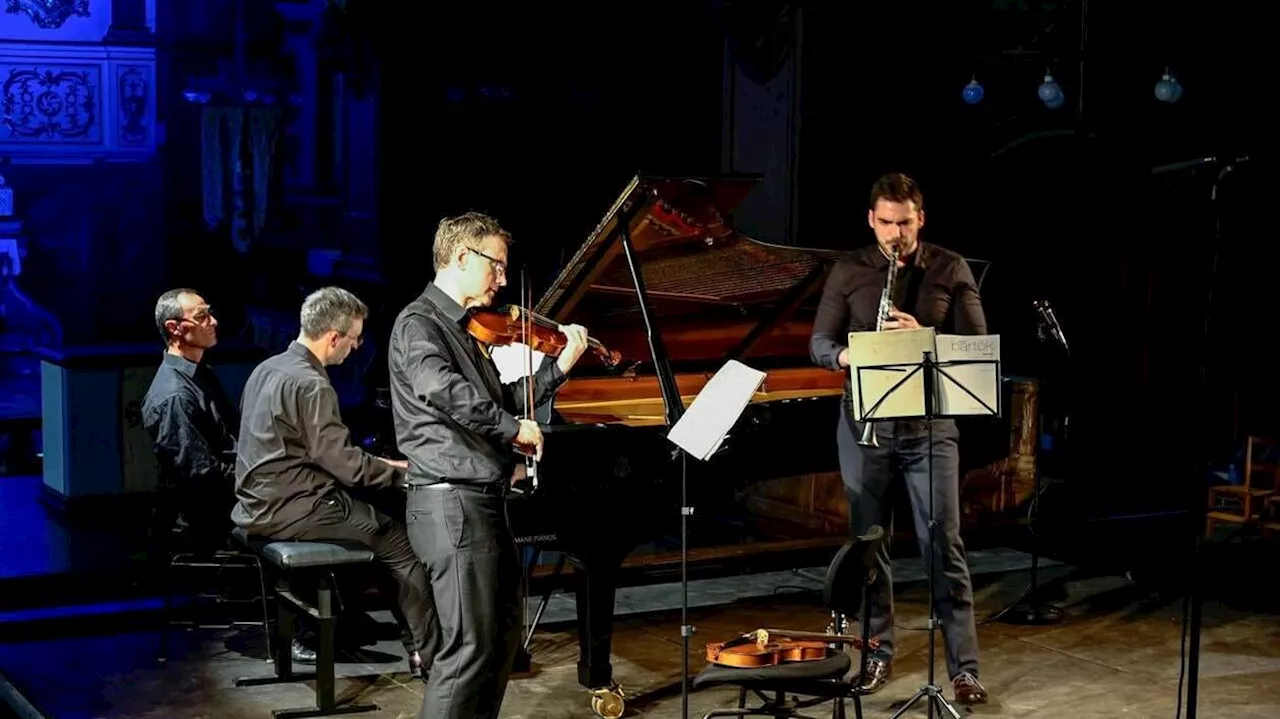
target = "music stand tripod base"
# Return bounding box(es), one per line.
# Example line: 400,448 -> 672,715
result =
890,681 -> 963,719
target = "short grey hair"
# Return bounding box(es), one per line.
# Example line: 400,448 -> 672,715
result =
299,286 -> 368,340
433,211 -> 512,271
154,287 -> 197,345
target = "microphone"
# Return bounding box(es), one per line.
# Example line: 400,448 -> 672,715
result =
1151,154 -> 1251,176
1033,299 -> 1069,356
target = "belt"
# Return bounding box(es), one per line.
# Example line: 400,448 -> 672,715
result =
407,481 -> 506,497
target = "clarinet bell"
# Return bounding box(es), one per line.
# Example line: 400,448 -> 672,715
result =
857,422 -> 879,448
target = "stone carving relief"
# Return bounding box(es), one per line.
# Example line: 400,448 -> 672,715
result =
4,0 -> 90,30
0,65 -> 99,142
117,64 -> 147,146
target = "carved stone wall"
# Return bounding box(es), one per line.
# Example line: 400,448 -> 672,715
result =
2,0 -> 101,39
0,0 -> 161,347
0,0 -> 153,37
0,42 -> 156,163
0,0 -> 155,164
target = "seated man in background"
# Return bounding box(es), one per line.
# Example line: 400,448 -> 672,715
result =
232,286 -> 435,677
142,288 -> 239,551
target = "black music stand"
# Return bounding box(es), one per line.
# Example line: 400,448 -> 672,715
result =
850,333 -> 1001,719
665,359 -> 769,719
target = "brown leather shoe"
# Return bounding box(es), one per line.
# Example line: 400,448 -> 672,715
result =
952,672 -> 988,705
853,657 -> 892,694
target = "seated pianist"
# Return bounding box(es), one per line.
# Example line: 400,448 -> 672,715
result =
141,289 -> 240,552
231,287 -> 436,677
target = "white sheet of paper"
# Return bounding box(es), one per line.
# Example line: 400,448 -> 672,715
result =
667,359 -> 767,461
935,334 -> 1001,417
489,342 -> 546,383
847,327 -> 935,421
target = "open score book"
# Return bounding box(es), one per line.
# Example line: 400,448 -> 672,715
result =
846,327 -> 1002,420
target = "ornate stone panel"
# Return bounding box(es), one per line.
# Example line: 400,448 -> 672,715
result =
4,0 -> 91,30
0,42 -> 155,162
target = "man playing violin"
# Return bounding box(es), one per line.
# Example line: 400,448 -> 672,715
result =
387,211 -> 590,719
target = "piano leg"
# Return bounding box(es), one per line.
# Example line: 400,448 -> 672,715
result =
571,551 -> 629,719
571,552 -> 623,689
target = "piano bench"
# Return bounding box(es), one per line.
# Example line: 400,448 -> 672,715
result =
229,527 -> 381,719
692,654 -> 862,719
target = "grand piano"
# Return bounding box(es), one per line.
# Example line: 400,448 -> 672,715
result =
501,174 -> 853,706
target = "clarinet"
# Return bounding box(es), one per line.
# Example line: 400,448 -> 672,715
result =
857,247 -> 900,448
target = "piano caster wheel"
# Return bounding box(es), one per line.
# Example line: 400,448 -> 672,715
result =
589,684 -> 625,719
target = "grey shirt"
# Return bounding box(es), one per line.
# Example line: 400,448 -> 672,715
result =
231,341 -> 403,536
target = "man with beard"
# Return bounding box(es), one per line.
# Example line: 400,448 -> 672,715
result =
809,173 -> 990,706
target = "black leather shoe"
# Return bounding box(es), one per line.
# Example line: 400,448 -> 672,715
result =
853,657 -> 892,694
291,639 -> 317,665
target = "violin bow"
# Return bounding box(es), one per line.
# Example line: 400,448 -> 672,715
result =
520,265 -> 538,490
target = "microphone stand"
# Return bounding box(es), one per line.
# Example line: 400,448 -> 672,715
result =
1183,160 -> 1242,719
995,300 -> 1068,625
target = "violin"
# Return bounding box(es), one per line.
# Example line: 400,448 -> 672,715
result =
706,636 -> 832,668
704,628 -> 879,668
466,304 -> 622,368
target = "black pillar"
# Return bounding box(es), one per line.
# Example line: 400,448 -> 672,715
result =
107,0 -> 151,40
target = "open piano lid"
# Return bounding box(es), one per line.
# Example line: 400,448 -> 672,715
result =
534,174 -> 848,375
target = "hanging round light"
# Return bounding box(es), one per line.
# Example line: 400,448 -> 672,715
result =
1154,69 -> 1183,103
962,77 -> 984,105
1038,72 -> 1064,109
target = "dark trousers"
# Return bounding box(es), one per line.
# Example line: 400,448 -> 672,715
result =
405,484 -> 522,719
837,407 -> 980,680
274,492 -> 437,659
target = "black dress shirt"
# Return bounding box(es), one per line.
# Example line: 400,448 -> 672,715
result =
231,341 -> 403,536
141,352 -> 239,490
387,283 -> 567,489
810,242 -> 988,434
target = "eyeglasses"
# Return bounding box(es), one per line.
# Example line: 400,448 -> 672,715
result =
341,332 -> 363,348
182,308 -> 215,325
467,247 -> 507,277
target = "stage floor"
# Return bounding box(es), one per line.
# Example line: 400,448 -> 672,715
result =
1,557 -> 1277,718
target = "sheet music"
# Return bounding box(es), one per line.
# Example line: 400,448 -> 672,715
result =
667,360 -> 767,461
847,327 -> 935,421
490,342 -> 547,383
935,335 -> 1001,417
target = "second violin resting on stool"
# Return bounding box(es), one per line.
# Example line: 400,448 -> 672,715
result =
705,628 -> 880,668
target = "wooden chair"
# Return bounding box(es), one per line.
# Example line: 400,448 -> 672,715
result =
1206,436 -> 1278,538
1261,495 -> 1280,539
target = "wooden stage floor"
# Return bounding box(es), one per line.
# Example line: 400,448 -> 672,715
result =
2,556 -> 1278,718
